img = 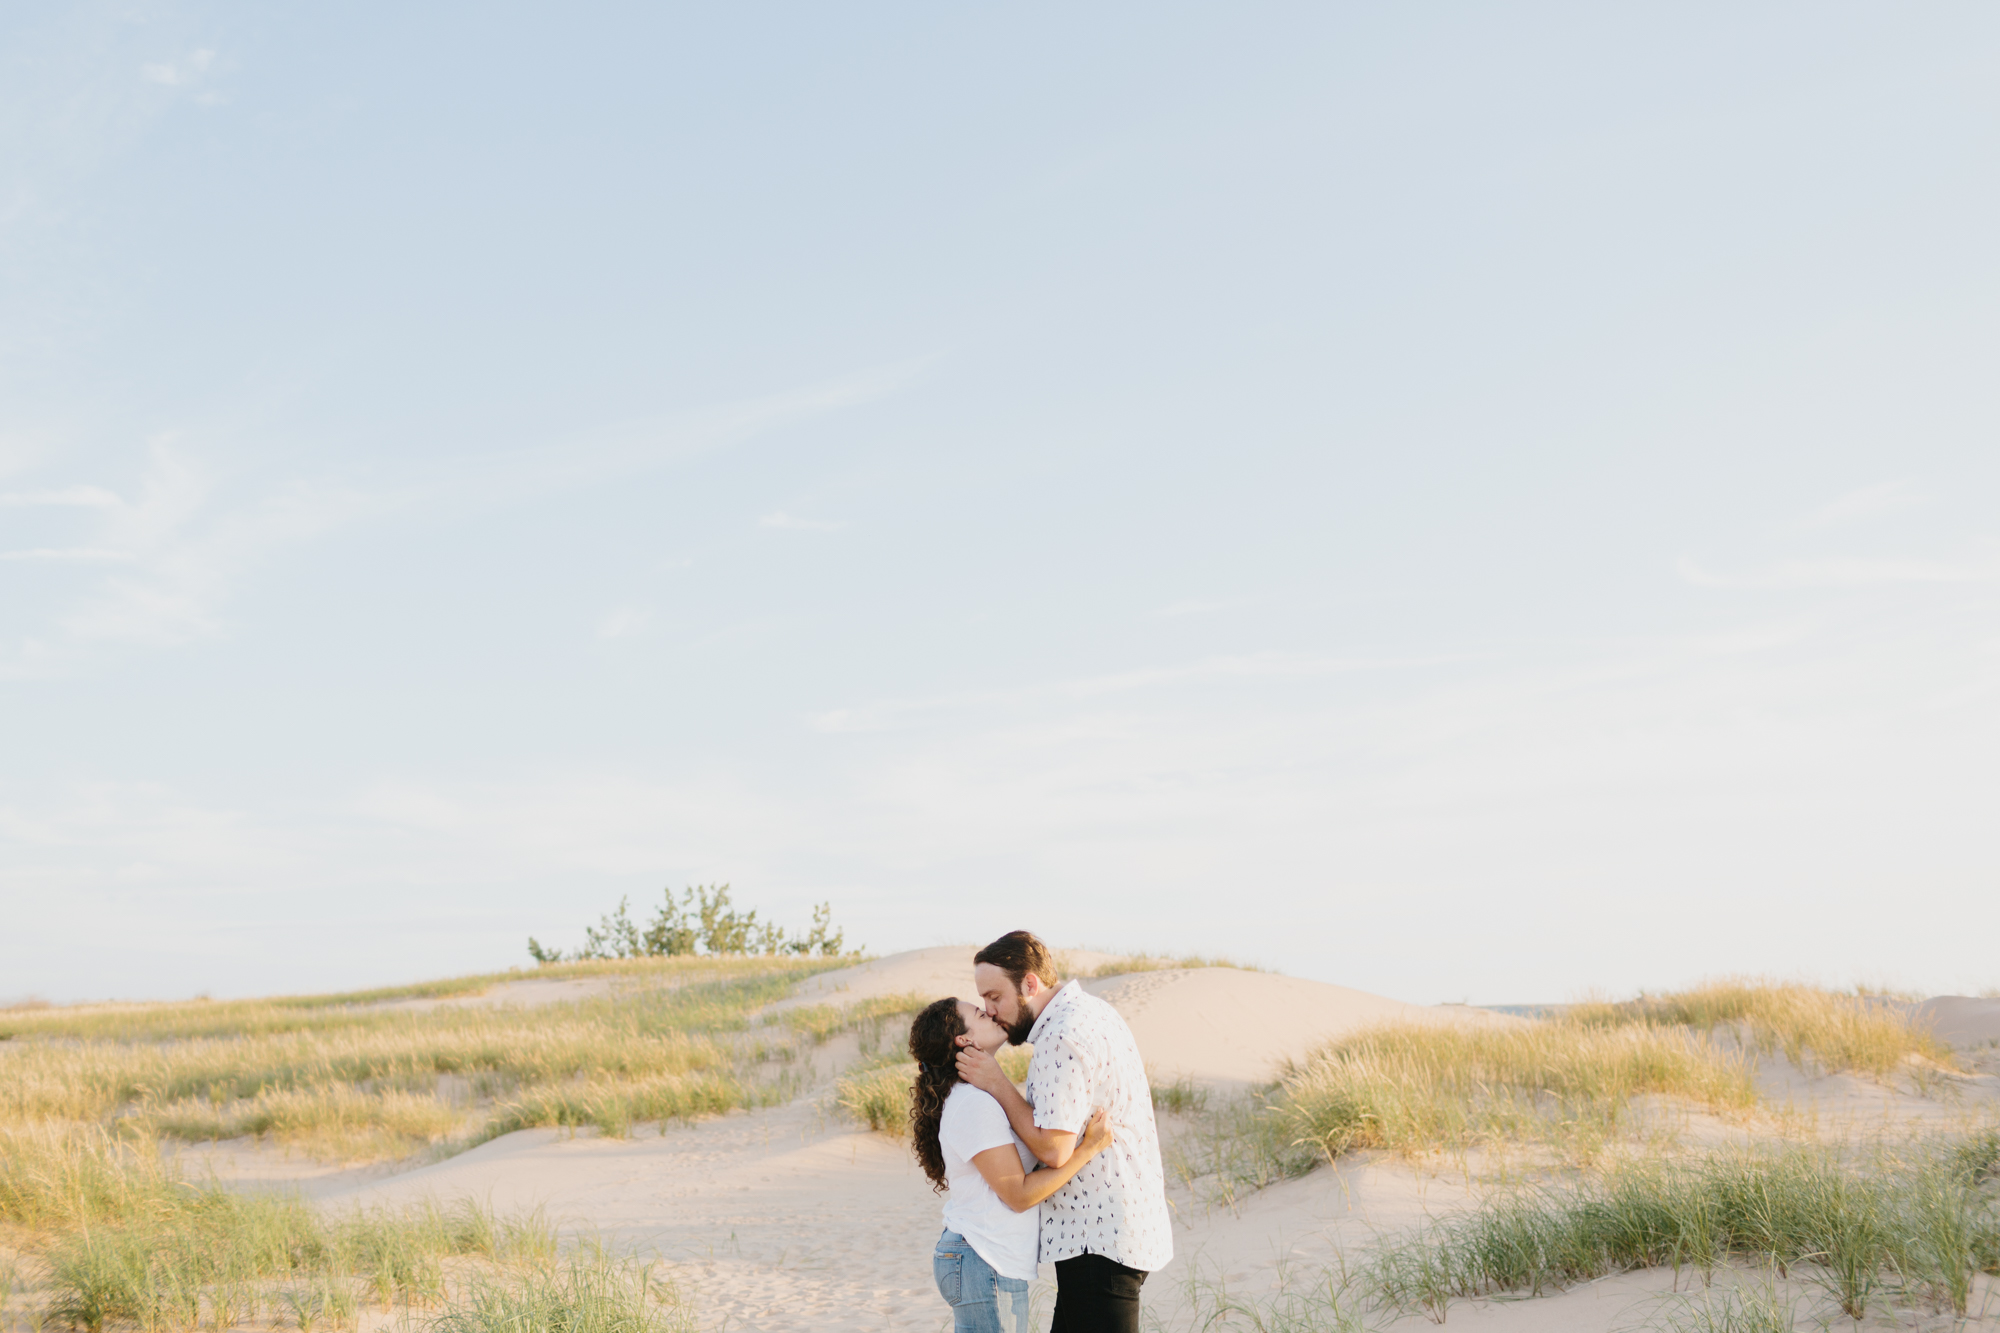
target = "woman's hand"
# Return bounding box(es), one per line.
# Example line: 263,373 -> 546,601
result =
1079,1107 -> 1113,1157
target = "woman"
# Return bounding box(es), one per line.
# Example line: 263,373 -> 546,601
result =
908,997 -> 1113,1333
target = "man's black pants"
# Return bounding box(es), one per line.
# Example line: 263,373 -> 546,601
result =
1050,1252 -> 1147,1333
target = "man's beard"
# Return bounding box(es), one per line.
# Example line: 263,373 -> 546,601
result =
1003,997 -> 1036,1047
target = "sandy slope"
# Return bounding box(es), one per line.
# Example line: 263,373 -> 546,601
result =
258,954 -> 2000,1332
1082,966 -> 1518,1088
1921,995 -> 2000,1049
771,947 -> 1512,1087
765,945 -> 1126,1013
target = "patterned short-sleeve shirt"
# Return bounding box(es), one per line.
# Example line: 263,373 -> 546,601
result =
1024,980 -> 1173,1272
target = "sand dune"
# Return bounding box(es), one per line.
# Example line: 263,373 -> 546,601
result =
771,946 -> 1509,1088
236,951 -> 2000,1332
1082,966 -> 1519,1087
764,945 -> 1126,1012
1918,995 -> 2000,1049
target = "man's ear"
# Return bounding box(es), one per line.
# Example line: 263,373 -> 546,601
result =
1021,972 -> 1043,1001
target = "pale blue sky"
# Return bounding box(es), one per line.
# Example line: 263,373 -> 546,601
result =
4,4 -> 1997,1003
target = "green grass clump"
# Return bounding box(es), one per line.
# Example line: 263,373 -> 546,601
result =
1639,1281 -> 1800,1333
1277,1020 -> 1755,1161
1152,1073 -> 1209,1116
5,1123 -> 563,1332
1363,1137 -> 2000,1323
484,1072 -> 771,1140
835,1062 -> 918,1137
1162,1093 -> 1322,1210
0,1123 -> 185,1232
835,1040 -> 1032,1139
425,1243 -> 695,1333
778,991 -> 931,1045
1568,979 -> 1958,1080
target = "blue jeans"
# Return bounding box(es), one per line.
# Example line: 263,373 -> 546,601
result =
933,1230 -> 1034,1333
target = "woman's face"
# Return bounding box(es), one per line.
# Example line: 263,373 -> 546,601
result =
957,999 -> 1010,1055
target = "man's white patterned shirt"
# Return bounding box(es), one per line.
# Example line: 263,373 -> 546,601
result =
1024,980 -> 1173,1272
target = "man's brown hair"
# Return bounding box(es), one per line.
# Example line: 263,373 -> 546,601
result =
974,930 -> 1059,991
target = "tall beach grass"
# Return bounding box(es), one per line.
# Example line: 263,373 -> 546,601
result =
0,956 -> 904,1165
1568,979 -> 1958,1080
1277,1019 -> 1757,1161
1362,1136 -> 2000,1322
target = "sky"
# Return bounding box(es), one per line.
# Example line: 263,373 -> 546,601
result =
3,3 -> 1998,1005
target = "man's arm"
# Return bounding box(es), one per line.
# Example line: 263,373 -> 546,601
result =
954,1044 -> 1080,1168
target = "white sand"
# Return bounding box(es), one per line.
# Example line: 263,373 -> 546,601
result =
1082,966 -> 1519,1088
764,945 -> 1128,1013
253,953 -> 2000,1332
1919,995 -> 2000,1049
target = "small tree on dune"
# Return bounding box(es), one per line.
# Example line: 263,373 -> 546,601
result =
530,886 -> 852,962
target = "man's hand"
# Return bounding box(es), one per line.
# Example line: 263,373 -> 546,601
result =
1078,1107 -> 1113,1157
954,1041 -> 1011,1097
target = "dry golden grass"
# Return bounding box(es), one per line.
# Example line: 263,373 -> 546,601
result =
0,955 -> 880,1166
1066,951 -> 1263,978
835,1044 -> 1030,1137
0,956 -> 903,1333
1568,978 -> 1958,1080
0,1123 -> 680,1333
1277,1020 -> 1757,1161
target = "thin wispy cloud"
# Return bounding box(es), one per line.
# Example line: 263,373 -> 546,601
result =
1801,480 -> 1927,529
142,50 -> 217,87
0,486 -> 122,507
0,363 -> 920,680
1154,598 -> 1226,618
1677,549 -> 2000,591
759,511 -> 842,532
0,548 -> 134,563
429,359 -> 930,509
596,607 -> 652,640
812,650 -> 1469,733
0,442 -> 395,676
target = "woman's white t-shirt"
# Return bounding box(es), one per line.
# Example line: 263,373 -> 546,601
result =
938,1081 -> 1040,1281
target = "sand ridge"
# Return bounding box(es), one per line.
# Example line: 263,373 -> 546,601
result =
228,952 -> 2000,1332
1081,966 -> 1521,1088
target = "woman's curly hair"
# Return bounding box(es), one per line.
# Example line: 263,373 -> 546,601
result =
908,997 -> 968,1192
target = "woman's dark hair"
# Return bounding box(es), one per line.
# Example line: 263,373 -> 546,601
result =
908,997 -> 967,1192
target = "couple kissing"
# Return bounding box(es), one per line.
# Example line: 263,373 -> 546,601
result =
906,931 -> 1172,1333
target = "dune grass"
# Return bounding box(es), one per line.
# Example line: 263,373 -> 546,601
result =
0,954 -> 825,1044
423,1241 -> 695,1333
1362,1135 -> 2000,1323
0,955 -> 901,1165
1068,951 -> 1263,978
1568,979 -> 1958,1080
3,1123 -> 564,1333
1277,1020 -> 1757,1163
835,1061 -> 921,1136
777,990 -> 935,1045
834,1044 -> 1030,1138
1161,1092 -> 1323,1210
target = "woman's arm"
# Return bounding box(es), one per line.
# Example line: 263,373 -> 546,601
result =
968,1108 -> 1112,1212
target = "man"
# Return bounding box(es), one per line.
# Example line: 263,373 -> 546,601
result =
954,931 -> 1172,1332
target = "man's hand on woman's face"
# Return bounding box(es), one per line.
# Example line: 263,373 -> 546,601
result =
953,1039 -> 1008,1095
